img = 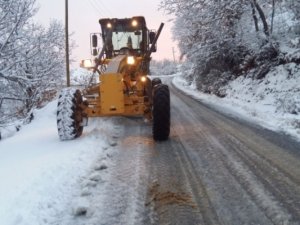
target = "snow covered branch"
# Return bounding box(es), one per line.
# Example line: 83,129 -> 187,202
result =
0,0 -> 70,126
160,0 -> 300,95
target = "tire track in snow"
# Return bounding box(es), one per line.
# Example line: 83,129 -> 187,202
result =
170,109 -> 271,225
68,117 -> 152,225
203,103 -> 300,223
220,133 -> 300,223
170,87 -> 298,224
207,134 -> 294,224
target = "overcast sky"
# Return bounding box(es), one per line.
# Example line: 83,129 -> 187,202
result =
35,0 -> 177,68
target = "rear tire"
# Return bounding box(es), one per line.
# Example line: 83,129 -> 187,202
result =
152,84 -> 170,141
57,88 -> 83,140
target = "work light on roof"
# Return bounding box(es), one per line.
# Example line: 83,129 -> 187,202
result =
131,20 -> 138,27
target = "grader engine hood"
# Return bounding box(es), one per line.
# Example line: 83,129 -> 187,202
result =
100,55 -> 126,114
105,55 -> 127,73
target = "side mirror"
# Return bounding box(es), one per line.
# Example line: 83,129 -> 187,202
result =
151,45 -> 157,52
149,31 -> 156,44
91,34 -> 100,56
92,48 -> 98,56
91,34 -> 98,48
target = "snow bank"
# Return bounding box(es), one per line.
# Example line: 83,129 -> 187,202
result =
173,63 -> 300,141
0,100 -> 113,225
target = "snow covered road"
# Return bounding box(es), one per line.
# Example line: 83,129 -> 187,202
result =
166,84 -> 300,224
1,80 -> 300,225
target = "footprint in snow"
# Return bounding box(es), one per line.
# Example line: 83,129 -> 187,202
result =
72,197 -> 89,216
82,180 -> 98,188
89,173 -> 102,182
94,164 -> 108,171
108,139 -> 118,147
81,187 -> 92,196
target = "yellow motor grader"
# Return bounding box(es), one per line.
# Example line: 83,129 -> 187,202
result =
57,16 -> 170,141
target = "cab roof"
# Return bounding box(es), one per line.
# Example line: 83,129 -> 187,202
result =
99,16 -> 147,32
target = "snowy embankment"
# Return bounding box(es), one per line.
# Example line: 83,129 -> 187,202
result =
0,100 -> 117,225
173,62 -> 300,141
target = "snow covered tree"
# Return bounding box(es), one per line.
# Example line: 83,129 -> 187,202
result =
0,0 -> 67,128
19,21 -> 66,112
150,59 -> 178,75
160,0 -> 300,95
160,0 -> 248,94
0,0 -> 37,124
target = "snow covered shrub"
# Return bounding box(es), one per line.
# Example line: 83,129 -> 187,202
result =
260,63 -> 300,115
150,60 -> 178,75
195,69 -> 232,97
291,119 -> 300,130
256,42 -> 279,64
285,49 -> 300,64
177,61 -> 195,85
276,95 -> 300,115
290,37 -> 300,48
275,63 -> 300,115
71,68 -> 95,86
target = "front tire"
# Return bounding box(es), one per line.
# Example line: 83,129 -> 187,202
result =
152,84 -> 170,141
57,88 -> 83,140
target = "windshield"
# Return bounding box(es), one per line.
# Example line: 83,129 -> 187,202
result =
112,31 -> 142,51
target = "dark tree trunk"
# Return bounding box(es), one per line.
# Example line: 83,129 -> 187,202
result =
271,0 -> 275,34
253,0 -> 269,37
251,1 -> 259,32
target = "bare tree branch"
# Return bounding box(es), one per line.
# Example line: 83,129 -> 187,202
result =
252,0 -> 269,37
250,1 -> 259,32
271,0 -> 275,34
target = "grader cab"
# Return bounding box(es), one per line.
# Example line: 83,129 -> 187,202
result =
57,16 -> 170,141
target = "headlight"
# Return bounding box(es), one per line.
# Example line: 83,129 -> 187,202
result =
132,20 -> 138,27
107,22 -> 112,28
127,56 -> 135,65
80,59 -> 93,68
140,76 -> 147,82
